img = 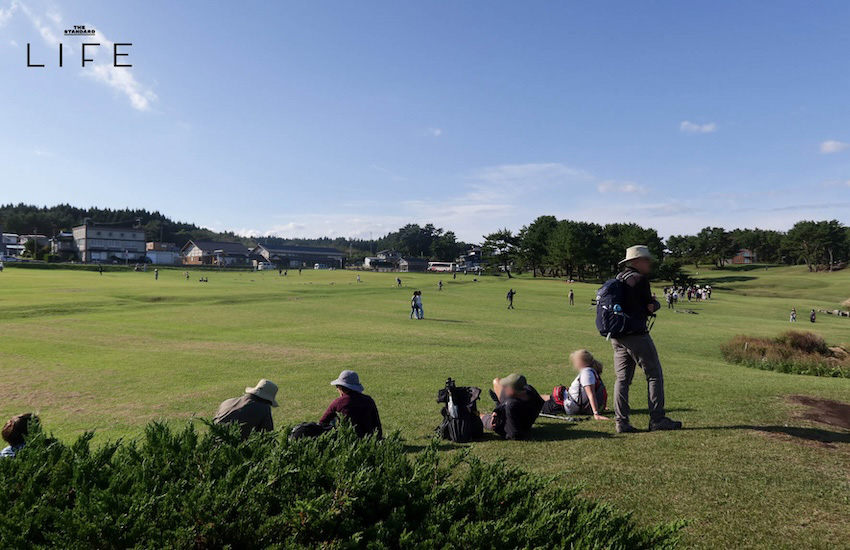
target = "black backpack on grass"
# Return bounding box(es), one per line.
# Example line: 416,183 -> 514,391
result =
437,378 -> 484,443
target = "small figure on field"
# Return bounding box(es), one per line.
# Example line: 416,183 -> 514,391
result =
396,277 -> 402,287
810,309 -> 817,323
320,370 -> 382,438
541,350 -> 608,420
154,268 -> 159,281
506,288 -> 516,309
480,374 -> 543,440
666,292 -> 674,309
1,413 -> 34,458
569,289 -> 574,306
438,280 -> 443,291
790,308 -> 797,322
213,379 -> 278,439
608,245 -> 681,433
99,264 -> 103,275
357,274 -> 361,283
410,290 -> 423,319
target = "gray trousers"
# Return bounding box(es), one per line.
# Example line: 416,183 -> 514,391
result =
610,333 -> 666,424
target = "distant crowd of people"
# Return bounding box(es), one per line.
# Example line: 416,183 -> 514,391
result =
662,284 -> 712,308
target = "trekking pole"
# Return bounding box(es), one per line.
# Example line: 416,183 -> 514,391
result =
539,414 -> 583,423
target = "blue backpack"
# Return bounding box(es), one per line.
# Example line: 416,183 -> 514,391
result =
595,271 -> 637,339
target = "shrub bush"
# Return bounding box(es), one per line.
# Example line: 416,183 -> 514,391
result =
0,421 -> 682,549
720,331 -> 850,378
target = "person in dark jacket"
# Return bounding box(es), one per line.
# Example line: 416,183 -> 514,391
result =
610,246 -> 681,433
213,379 -> 278,439
320,370 -> 382,438
480,373 -> 543,440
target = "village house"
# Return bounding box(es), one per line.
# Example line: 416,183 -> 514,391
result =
180,240 -> 251,266
72,224 -> 146,263
252,243 -> 344,269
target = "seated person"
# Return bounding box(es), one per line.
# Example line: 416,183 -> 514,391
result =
214,379 -> 278,439
480,373 -> 543,440
542,349 -> 608,420
320,370 -> 382,438
1,413 -> 34,458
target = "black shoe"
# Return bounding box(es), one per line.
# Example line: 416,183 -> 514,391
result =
616,422 -> 638,434
649,417 -> 683,431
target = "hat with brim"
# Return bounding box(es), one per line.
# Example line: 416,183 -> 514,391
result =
331,369 -> 364,393
246,379 -> 279,407
619,245 -> 655,265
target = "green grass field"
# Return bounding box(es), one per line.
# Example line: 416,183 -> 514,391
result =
1,265 -> 849,548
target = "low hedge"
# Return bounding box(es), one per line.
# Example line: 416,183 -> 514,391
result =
720,330 -> 850,378
0,421 -> 682,549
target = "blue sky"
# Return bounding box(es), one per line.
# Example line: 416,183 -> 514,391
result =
1,1 -> 849,242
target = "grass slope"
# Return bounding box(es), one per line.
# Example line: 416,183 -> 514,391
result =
1,265 -> 848,548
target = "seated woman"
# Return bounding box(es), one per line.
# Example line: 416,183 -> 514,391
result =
320,370 -> 382,438
480,373 -> 544,440
1,413 -> 35,458
541,350 -> 608,420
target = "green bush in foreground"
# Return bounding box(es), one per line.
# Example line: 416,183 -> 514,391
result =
721,330 -> 850,378
0,421 -> 682,549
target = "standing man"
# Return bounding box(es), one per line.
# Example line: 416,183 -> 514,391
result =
98,264 -> 103,276
506,289 -> 516,309
568,289 -> 575,306
438,280 -> 443,291
154,268 -> 159,281
610,246 -> 681,433
396,277 -> 402,287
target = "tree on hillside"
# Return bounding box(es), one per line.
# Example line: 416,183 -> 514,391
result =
695,227 -> 738,268
517,215 -> 558,277
482,228 -> 517,277
731,228 -> 785,264
601,223 -> 664,277
430,230 -> 463,261
665,234 -> 701,268
783,220 -> 849,272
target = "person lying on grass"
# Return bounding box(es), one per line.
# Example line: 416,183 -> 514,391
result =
320,370 -> 382,438
541,349 -> 609,420
480,373 -> 543,440
213,379 -> 278,439
1,413 -> 35,458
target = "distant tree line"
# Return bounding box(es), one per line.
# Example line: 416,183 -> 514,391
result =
482,218 -> 664,280
3,204 -> 847,273
486,217 -> 850,281
666,221 -> 849,272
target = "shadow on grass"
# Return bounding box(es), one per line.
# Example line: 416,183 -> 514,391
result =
531,422 -> 614,442
696,276 -> 758,284
628,407 -> 696,414
683,425 -> 850,444
424,318 -> 466,323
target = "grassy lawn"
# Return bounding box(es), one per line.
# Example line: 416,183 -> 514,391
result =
1,264 -> 848,548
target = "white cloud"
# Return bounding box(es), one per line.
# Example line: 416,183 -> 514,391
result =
15,3 -> 157,111
819,140 -> 850,154
0,1 -> 17,27
426,127 -> 443,137
597,180 -> 647,194
680,120 -> 717,134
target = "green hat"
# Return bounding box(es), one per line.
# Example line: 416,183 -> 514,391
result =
501,373 -> 527,391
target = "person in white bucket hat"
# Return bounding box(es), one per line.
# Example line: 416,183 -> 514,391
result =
319,370 -> 382,438
213,379 -> 278,439
610,245 -> 682,434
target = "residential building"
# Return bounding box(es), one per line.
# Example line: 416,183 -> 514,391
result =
72,225 -> 146,263
253,243 -> 344,269
180,240 -> 251,266
456,246 -> 484,271
376,249 -> 402,262
397,257 -> 428,272
730,249 -> 758,265
145,242 -> 181,265
50,232 -> 76,261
